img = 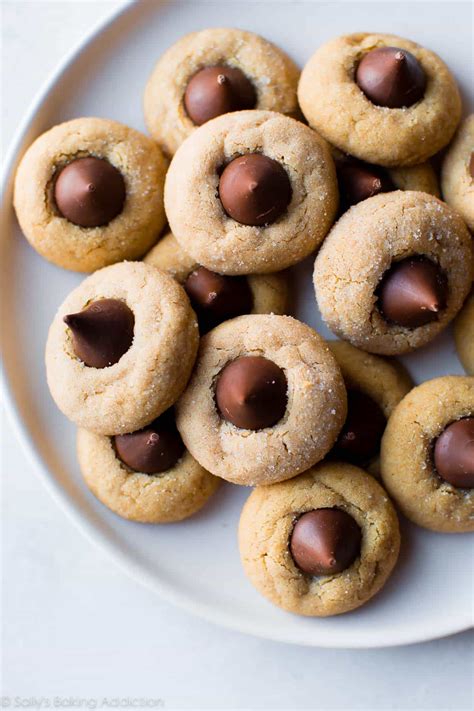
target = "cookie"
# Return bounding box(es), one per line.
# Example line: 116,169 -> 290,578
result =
454,292 -> 474,375
380,376 -> 474,533
441,114 -> 474,231
144,231 -> 288,331
176,314 -> 347,486
164,110 -> 338,275
14,118 -> 168,272
46,261 -> 198,435
77,409 -> 219,524
298,33 -> 461,167
314,191 -> 473,355
239,461 -> 400,616
332,149 -> 439,212
143,28 -> 300,156
327,341 -> 412,475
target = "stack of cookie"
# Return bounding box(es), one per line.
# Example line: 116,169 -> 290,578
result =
13,28 -> 473,618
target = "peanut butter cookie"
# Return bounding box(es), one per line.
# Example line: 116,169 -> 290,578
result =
46,262 -> 198,435
14,118 -> 167,272
176,315 -> 347,486
144,28 -> 300,156
239,462 -> 400,616
298,33 -> 461,166
164,110 -> 338,274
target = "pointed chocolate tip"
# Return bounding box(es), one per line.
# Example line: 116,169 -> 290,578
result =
64,298 -> 134,369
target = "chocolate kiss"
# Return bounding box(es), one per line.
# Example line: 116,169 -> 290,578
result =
332,389 -> 386,464
215,355 -> 288,430
184,65 -> 256,126
377,257 -> 448,328
335,156 -> 394,208
64,298 -> 134,368
114,411 -> 184,474
290,509 -> 362,576
184,266 -> 253,332
355,46 -> 426,109
434,418 -> 474,489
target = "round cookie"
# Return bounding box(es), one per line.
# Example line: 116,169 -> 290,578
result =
164,110 -> 338,275
380,376 -> 474,533
144,231 -> 288,330
143,28 -> 300,156
176,314 -> 347,486
239,462 -> 400,616
441,114 -> 474,231
314,191 -> 473,355
14,118 -> 168,272
454,292 -> 474,375
77,414 -> 219,524
332,148 -> 439,212
327,341 -> 412,474
298,33 -> 461,167
46,261 -> 198,435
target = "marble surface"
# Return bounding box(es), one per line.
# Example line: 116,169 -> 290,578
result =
1,2 -> 473,708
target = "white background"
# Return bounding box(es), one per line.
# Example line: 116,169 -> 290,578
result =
1,1 -> 473,709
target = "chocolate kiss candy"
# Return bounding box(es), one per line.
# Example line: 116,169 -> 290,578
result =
333,389 -> 386,464
434,418 -> 474,489
184,65 -> 257,126
336,156 -> 394,208
377,257 -> 448,328
184,266 -> 253,332
114,411 -> 184,474
64,298 -> 134,368
54,156 -> 126,227
290,509 -> 362,576
218,153 -> 292,227
215,355 -> 287,430
355,46 -> 427,109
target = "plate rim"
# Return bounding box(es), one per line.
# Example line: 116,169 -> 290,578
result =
1,0 -> 472,649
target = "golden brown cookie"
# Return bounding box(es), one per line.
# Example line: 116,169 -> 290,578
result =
454,292 -> 474,375
143,28 -> 300,156
239,462 -> 400,616
298,33 -> 461,167
327,341 -> 412,475
176,315 -> 347,486
314,191 -> 473,355
77,413 -> 219,524
164,110 -> 338,274
46,262 -> 198,435
380,376 -> 474,533
144,231 -> 288,331
441,114 -> 474,231
14,118 -> 168,272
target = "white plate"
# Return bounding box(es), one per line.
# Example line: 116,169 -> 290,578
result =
1,0 -> 473,648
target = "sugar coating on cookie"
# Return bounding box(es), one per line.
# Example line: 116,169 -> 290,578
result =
380,376 -> 474,533
176,314 -> 347,486
14,117 -> 168,272
164,111 -> 338,274
327,341 -> 412,475
46,262 -> 199,435
144,231 -> 289,327
454,292 -> 474,376
298,33 -> 461,166
77,427 -> 219,524
441,114 -> 474,231
314,191 -> 473,355
144,28 -> 300,156
239,462 -> 400,616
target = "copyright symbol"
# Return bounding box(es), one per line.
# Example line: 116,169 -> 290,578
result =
1,698 -> 10,708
